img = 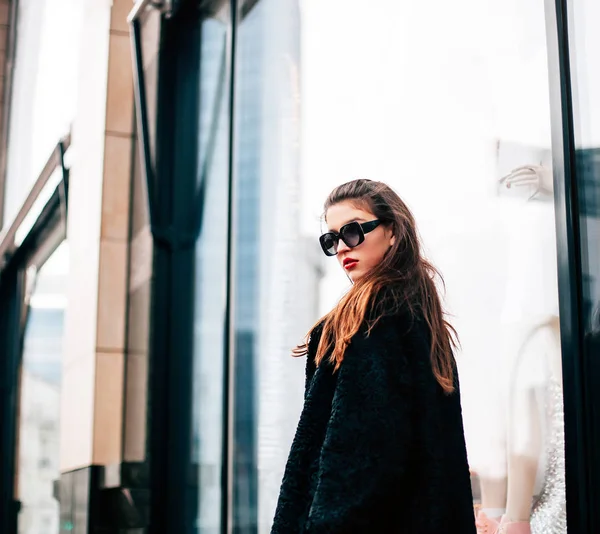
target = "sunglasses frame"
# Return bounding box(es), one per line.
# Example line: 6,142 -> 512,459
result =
319,219 -> 382,256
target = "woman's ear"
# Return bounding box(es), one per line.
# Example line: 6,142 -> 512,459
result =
385,223 -> 396,247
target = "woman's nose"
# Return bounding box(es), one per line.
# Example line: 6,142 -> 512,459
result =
337,239 -> 351,254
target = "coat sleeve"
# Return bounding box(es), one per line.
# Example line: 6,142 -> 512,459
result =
305,319 -> 415,533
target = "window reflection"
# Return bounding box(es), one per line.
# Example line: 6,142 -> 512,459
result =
234,1 -> 322,531
569,0 -> 600,340
233,0 -> 566,532
17,242 -> 68,534
193,13 -> 230,534
3,0 -> 82,229
568,4 -> 600,520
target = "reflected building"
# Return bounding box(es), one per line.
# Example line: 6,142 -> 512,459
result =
18,263 -> 66,534
234,1 -> 324,532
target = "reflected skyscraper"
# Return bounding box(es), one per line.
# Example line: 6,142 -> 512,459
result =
235,1 -> 324,532
17,252 -> 67,534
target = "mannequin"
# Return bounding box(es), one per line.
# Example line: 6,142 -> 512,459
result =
506,314 -> 565,534
476,164 -> 566,534
499,164 -> 553,199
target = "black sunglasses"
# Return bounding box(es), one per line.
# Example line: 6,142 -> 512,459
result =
319,219 -> 382,257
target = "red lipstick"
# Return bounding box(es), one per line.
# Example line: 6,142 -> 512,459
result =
343,257 -> 358,270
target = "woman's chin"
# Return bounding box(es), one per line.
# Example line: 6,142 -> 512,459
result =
346,269 -> 362,282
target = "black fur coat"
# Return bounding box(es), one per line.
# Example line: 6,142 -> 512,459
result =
271,310 -> 476,533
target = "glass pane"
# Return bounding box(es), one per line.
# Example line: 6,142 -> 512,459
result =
3,0 -> 83,229
233,0 -> 566,532
123,127 -> 153,463
192,13 -> 231,534
234,2 -> 309,532
16,242 -> 68,534
568,1 -> 600,350
568,4 -> 600,516
233,7 -> 261,532
135,6 -> 162,195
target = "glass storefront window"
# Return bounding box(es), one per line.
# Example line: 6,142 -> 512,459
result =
192,11 -> 231,534
234,2 -> 315,531
16,241 -> 68,534
3,0 -> 82,229
568,2 -> 600,517
569,0 -> 600,349
232,0 -> 566,532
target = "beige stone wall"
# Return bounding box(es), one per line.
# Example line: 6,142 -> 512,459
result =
93,0 -> 136,468
60,0 -> 137,472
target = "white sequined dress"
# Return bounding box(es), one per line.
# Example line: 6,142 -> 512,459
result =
530,376 -> 567,534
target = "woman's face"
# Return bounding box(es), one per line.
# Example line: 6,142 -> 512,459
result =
325,201 -> 395,282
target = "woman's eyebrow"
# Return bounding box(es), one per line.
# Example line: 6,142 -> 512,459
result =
328,217 -> 367,232
342,217 -> 367,226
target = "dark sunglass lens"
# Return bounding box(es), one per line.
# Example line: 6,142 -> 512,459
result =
341,223 -> 362,247
319,233 -> 338,256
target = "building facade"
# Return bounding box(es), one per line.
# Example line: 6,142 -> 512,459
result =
0,0 -> 599,533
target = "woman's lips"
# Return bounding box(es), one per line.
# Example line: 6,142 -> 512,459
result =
343,259 -> 359,270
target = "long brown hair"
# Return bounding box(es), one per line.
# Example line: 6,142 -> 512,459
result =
296,179 -> 458,394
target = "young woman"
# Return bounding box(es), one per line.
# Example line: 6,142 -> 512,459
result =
271,179 -> 476,533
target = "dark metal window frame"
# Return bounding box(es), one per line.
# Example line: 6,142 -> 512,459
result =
0,135 -> 70,534
0,135 -> 70,275
546,0 -> 600,532
546,0 -> 600,530
130,1 -> 238,532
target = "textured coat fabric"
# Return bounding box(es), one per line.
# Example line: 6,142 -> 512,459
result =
271,309 -> 476,534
